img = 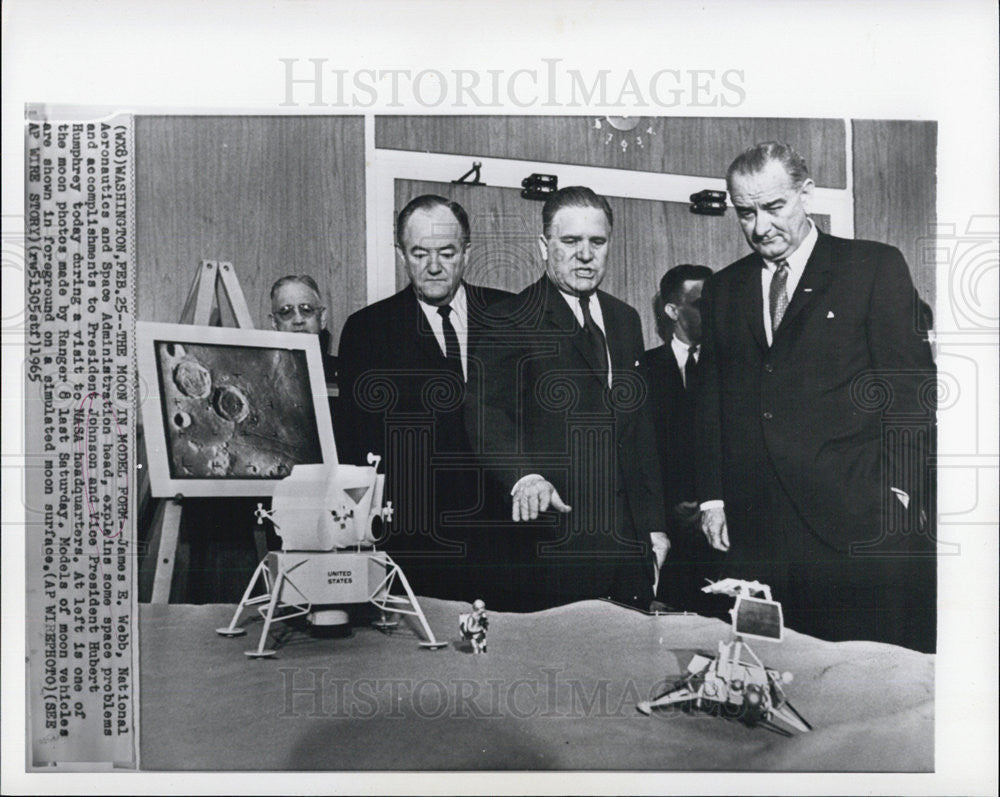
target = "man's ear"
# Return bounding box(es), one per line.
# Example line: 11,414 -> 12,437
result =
537,234 -> 548,262
799,177 -> 815,212
319,306 -> 328,330
457,242 -> 471,273
663,303 -> 679,323
269,314 -> 278,330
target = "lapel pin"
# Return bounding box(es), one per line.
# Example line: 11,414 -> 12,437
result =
826,310 -> 835,319
634,359 -> 640,367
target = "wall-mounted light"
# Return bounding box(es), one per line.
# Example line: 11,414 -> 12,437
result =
521,173 -> 557,201
690,189 -> 727,216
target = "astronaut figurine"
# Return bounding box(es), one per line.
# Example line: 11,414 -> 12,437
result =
459,600 -> 489,654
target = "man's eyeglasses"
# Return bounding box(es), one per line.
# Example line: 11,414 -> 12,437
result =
272,303 -> 322,321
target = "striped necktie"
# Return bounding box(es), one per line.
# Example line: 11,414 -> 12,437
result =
769,260 -> 790,335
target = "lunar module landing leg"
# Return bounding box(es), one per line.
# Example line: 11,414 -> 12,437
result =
367,553 -> 448,649
215,553 -> 313,658
215,458 -> 447,657
215,550 -> 447,657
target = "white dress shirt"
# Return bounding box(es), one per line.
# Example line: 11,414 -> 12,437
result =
670,335 -> 698,389
416,283 -> 468,380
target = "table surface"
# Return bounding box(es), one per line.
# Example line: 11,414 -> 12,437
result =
139,598 -> 933,771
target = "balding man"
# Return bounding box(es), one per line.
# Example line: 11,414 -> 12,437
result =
696,141 -> 936,651
336,195 -> 511,600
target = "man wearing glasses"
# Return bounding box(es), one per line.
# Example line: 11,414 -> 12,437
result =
269,274 -> 337,384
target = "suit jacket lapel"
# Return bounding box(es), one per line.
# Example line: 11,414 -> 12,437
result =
774,232 -> 835,340
739,258 -> 768,353
465,283 -> 488,334
406,287 -> 447,366
598,292 -> 627,376
664,346 -> 685,397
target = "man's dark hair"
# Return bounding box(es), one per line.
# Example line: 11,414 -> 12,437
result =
726,141 -> 811,189
270,274 -> 322,303
395,194 -> 471,248
659,264 -> 713,306
541,186 -> 614,237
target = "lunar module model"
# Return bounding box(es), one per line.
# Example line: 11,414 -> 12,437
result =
637,579 -> 811,734
215,454 -> 447,657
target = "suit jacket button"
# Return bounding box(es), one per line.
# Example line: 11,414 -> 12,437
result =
764,363 -> 774,373
762,411 -> 773,420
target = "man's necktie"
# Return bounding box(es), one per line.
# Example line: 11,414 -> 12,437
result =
769,260 -> 790,336
684,345 -> 698,389
437,304 -> 463,379
579,293 -> 609,380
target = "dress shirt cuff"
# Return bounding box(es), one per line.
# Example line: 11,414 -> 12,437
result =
649,531 -> 669,548
699,500 -> 725,511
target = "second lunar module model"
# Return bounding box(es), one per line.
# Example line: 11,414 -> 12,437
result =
637,579 -> 811,735
215,454 -> 447,657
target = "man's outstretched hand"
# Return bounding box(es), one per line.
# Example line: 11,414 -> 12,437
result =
511,475 -> 571,521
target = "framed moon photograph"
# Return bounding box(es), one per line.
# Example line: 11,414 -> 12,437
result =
137,321 -> 337,497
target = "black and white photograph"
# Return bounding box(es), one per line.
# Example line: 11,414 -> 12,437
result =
3,1 -> 997,795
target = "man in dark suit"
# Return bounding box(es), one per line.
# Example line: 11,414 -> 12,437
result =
269,274 -> 338,382
644,264 -> 724,613
467,187 -> 669,612
336,195 -> 510,600
697,142 -> 937,651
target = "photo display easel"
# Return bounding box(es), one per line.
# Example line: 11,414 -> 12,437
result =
141,260 -> 259,603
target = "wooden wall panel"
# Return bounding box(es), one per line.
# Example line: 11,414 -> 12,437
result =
378,116 -> 846,188
395,179 -> 829,349
852,120 -> 936,307
135,116 -> 366,350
